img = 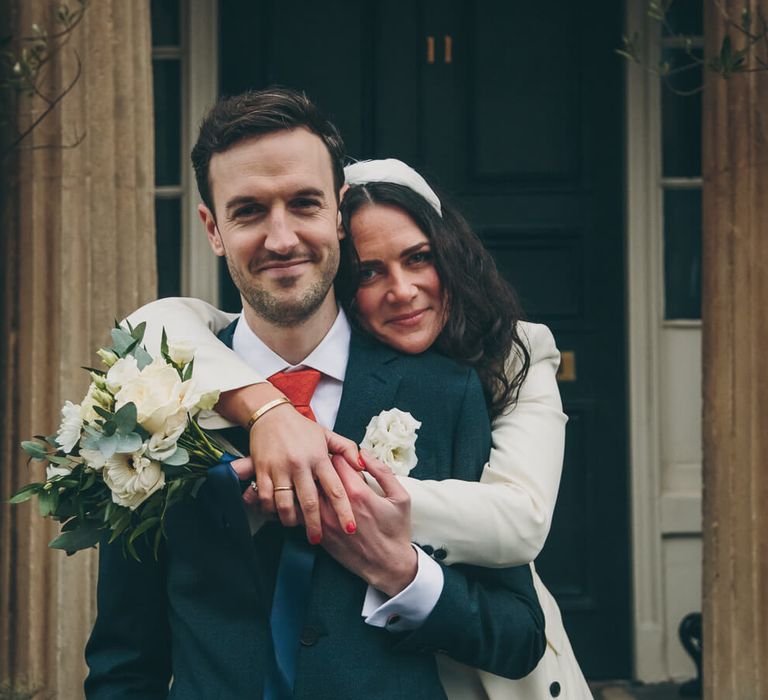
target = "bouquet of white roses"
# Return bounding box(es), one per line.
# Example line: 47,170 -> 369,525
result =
11,321 -> 226,560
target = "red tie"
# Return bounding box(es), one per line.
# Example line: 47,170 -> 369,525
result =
268,368 -> 321,422
264,367 -> 323,699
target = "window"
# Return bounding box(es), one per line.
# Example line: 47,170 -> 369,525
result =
151,0 -> 184,299
660,3 -> 703,321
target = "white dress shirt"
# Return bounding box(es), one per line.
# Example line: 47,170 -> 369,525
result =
231,307 -> 443,631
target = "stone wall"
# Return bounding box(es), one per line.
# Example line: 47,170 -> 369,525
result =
0,1 -> 156,696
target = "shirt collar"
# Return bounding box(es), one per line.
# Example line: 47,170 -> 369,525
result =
232,307 -> 351,382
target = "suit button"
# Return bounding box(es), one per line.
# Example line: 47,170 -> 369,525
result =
549,681 -> 561,697
434,548 -> 447,561
421,545 -> 434,556
300,626 -> 320,646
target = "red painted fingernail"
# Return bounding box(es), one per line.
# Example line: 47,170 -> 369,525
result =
357,454 -> 366,468
310,534 -> 322,545
345,522 -> 357,534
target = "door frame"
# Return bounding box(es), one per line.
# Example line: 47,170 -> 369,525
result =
182,0 -> 219,304
624,0 -> 665,678
182,0 -> 665,680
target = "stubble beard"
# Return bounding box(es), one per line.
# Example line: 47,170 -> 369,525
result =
226,248 -> 339,328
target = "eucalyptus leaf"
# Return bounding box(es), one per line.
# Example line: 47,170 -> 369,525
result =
80,433 -> 101,451
133,344 -> 153,369
130,321 -> 147,343
83,424 -> 103,438
97,433 -> 118,458
162,446 -> 189,467
114,402 -> 137,434
93,405 -> 113,420
111,328 -> 139,356
114,433 -> 143,454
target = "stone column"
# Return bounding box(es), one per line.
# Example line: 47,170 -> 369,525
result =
702,1 -> 768,697
0,1 -> 156,697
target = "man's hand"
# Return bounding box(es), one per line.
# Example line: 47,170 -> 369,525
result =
216,384 -> 361,544
317,451 -> 418,597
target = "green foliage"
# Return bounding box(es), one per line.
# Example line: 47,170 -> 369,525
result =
618,0 -> 768,93
11,319 -> 225,562
0,1 -> 89,160
709,34 -> 749,78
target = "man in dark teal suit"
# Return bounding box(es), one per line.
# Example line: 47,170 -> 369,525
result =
84,88 -> 545,699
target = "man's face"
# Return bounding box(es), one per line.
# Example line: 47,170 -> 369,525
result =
199,128 -> 343,326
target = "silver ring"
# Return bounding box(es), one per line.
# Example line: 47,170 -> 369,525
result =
250,481 -> 258,493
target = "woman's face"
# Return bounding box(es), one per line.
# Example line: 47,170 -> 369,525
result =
350,203 -> 446,354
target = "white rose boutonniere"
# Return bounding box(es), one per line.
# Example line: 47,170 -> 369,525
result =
360,408 -> 422,476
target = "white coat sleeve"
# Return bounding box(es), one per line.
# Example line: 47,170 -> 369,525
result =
125,297 -> 269,427
402,322 -> 567,567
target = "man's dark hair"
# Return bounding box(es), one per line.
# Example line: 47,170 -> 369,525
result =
191,87 -> 346,213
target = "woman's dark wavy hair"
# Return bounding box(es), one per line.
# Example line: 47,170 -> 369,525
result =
338,182 -> 531,419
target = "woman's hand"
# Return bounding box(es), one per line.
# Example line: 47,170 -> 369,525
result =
317,451 -> 417,597
217,384 -> 362,544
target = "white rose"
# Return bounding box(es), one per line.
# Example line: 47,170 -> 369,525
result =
114,357 -> 186,435
55,400 -> 83,453
146,411 -> 187,461
360,408 -> 421,476
103,448 -> 166,510
106,355 -> 140,394
168,340 -> 195,365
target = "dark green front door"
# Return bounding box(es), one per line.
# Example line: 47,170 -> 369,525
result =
220,0 -> 630,679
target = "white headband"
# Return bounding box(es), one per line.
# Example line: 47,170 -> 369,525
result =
343,158 -> 442,216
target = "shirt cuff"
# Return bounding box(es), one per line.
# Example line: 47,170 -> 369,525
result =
361,545 -> 444,632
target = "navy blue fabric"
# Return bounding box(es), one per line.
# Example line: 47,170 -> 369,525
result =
84,324 -> 546,699
265,531 -> 315,699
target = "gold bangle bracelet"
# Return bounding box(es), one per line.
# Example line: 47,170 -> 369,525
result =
247,397 -> 292,430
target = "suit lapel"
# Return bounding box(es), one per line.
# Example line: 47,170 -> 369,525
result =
200,323 -> 403,564
333,331 -> 403,442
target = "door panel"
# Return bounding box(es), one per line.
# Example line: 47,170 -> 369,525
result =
219,0 -> 629,679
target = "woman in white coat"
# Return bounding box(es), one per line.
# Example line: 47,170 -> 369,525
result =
127,160 -> 592,699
